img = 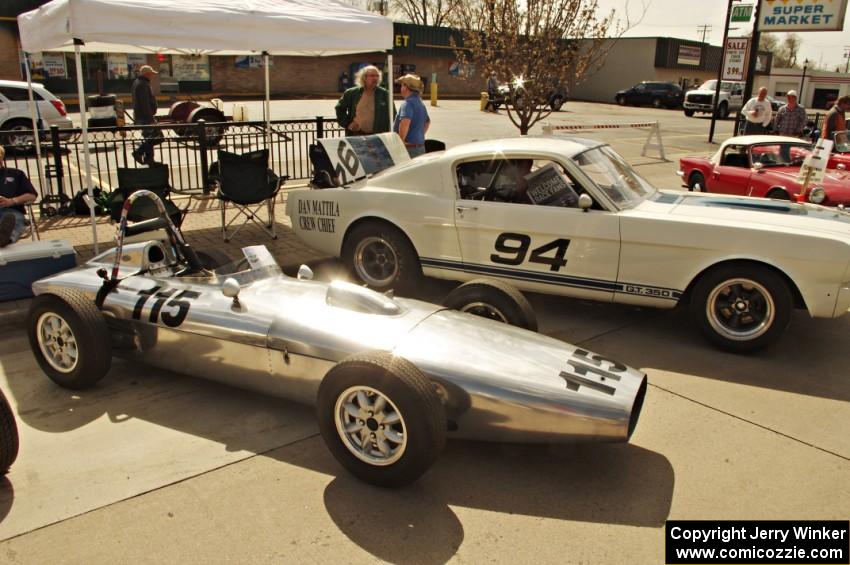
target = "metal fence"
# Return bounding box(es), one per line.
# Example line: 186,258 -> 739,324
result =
733,111 -> 825,137
1,117 -> 344,204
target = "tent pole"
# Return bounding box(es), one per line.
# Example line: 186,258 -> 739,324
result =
74,40 -> 98,255
386,51 -> 393,131
23,52 -> 47,205
263,51 -> 271,149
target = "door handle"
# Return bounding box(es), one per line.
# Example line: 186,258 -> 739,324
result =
456,205 -> 478,213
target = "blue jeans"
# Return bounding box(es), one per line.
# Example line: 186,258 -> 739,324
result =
407,145 -> 426,158
0,208 -> 26,244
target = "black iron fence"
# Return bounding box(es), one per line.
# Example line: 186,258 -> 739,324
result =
1,117 -> 344,205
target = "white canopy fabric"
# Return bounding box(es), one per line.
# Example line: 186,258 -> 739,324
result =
18,0 -> 393,56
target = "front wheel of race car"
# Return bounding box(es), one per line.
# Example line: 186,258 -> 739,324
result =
343,223 -> 420,292
0,387 -> 19,474
28,290 -> 112,389
317,353 -> 446,488
689,264 -> 793,353
442,278 -> 538,331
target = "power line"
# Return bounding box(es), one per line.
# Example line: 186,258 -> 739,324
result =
697,24 -> 712,43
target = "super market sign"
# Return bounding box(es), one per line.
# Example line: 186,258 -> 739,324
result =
759,0 -> 848,31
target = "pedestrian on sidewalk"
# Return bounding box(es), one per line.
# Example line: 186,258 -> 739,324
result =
131,65 -> 163,165
742,87 -> 772,135
335,65 -> 393,136
772,90 -> 807,138
393,74 -> 430,158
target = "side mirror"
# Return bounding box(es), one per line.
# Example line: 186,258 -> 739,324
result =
297,264 -> 314,281
752,162 -> 764,171
578,193 -> 593,211
837,163 -> 847,171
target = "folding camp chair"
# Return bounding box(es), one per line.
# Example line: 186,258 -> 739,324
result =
211,149 -> 286,241
111,164 -> 186,229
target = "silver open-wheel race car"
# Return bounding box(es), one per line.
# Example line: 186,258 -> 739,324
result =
26,191 -> 647,487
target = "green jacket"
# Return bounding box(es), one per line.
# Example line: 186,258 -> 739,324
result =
335,86 -> 394,135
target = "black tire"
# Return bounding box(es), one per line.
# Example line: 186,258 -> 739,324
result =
343,222 -> 420,292
0,388 -> 19,474
689,263 -> 793,353
316,352 -> 446,487
443,278 -> 538,331
767,188 -> 790,200
28,290 -> 112,389
688,171 -> 706,192
1,119 -> 36,153
616,95 -> 627,106
550,95 -> 565,111
652,97 -> 663,109
684,109 -> 695,117
716,102 -> 729,119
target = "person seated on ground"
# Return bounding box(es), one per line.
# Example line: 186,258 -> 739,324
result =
0,144 -> 37,248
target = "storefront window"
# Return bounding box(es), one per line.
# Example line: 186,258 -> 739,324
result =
172,55 -> 210,81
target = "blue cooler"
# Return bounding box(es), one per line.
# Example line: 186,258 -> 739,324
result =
0,240 -> 77,301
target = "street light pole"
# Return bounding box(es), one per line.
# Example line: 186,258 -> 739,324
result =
800,59 -> 808,102
708,0 -> 737,143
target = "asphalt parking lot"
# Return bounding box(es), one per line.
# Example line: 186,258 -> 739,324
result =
0,99 -> 848,564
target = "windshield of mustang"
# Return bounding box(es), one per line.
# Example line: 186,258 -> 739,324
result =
572,146 -> 657,208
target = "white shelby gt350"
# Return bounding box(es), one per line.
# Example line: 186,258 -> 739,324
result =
286,135 -> 850,352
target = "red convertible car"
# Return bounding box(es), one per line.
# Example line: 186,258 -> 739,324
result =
678,135 -> 850,206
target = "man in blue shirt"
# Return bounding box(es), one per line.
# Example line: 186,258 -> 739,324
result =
0,145 -> 37,247
393,74 -> 430,157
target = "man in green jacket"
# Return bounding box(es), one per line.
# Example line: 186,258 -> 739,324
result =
335,65 -> 393,136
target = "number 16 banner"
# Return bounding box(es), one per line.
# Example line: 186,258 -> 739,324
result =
319,133 -> 411,186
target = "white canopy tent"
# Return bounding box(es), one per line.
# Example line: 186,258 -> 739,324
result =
17,0 -> 393,252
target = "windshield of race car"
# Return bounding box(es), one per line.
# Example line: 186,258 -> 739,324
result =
572,146 -> 657,208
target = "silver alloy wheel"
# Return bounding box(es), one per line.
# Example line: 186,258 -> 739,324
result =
36,312 -> 79,373
334,385 -> 407,466
353,236 -> 399,287
705,278 -> 775,341
459,301 -> 509,323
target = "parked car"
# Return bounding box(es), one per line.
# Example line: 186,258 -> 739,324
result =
0,79 -> 73,151
27,191 -> 648,487
615,82 -> 683,108
287,135 -> 850,353
683,80 -> 744,118
494,77 -> 568,112
677,135 -> 850,206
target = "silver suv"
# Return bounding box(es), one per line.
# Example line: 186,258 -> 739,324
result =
0,79 -> 74,151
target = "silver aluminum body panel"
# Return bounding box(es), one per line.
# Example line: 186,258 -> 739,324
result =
32,241 -> 646,443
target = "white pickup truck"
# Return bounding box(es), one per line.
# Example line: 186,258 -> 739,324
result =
683,80 -> 744,119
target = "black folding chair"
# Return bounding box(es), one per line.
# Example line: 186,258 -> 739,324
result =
211,149 -> 286,241
110,164 -> 186,228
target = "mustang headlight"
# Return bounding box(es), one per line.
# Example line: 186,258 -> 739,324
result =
809,186 -> 826,204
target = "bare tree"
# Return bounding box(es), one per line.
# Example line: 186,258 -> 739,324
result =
451,0 -> 631,135
392,0 -> 460,26
759,33 -> 803,68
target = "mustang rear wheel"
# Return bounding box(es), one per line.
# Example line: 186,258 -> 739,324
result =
690,264 -> 792,352
28,290 -> 112,389
0,387 -> 19,474
443,278 -> 538,331
343,223 -> 420,292
317,352 -> 446,487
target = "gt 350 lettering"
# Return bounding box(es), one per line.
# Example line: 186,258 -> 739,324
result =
623,285 -> 673,298
132,286 -> 201,327
490,232 -> 571,272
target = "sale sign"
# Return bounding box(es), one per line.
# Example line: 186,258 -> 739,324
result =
722,37 -> 751,82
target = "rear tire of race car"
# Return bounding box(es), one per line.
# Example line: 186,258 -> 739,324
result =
28,290 -> 112,390
0,388 -> 19,474
442,278 -> 538,332
343,223 -> 421,293
684,109 -> 695,117
688,172 -> 706,192
689,264 -> 793,353
317,352 -> 446,488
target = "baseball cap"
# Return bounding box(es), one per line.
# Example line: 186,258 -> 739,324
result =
139,65 -> 158,74
785,90 -> 798,97
395,74 -> 423,92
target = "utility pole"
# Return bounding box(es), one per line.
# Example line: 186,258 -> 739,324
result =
708,2 -> 735,143
697,25 -> 713,43
740,0 -> 762,134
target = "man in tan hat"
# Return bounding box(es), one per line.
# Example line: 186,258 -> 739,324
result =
773,90 -> 807,138
131,64 -> 162,165
393,74 -> 430,157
